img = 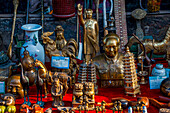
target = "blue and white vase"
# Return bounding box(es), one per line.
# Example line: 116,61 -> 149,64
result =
20,24 -> 45,63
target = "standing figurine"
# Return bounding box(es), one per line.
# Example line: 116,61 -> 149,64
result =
51,75 -> 64,107
77,4 -> 100,63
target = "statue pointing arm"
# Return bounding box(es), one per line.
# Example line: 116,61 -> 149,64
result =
77,4 -> 85,26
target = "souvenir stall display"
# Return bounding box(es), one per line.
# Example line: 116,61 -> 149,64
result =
0,0 -> 170,113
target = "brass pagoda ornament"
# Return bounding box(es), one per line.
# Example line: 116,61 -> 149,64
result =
123,47 -> 141,97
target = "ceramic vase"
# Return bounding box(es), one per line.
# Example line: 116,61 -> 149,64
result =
151,64 -> 166,76
20,24 -> 45,63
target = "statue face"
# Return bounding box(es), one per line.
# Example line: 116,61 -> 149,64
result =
56,32 -> 64,40
105,38 -> 118,58
86,10 -> 93,19
53,78 -> 60,88
7,75 -> 24,98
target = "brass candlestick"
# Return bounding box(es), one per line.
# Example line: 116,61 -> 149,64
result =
138,56 -> 148,84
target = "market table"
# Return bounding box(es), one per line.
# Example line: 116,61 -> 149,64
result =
14,58 -> 169,113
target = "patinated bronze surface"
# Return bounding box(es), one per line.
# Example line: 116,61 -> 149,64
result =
54,25 -> 67,50
72,83 -> 84,107
127,27 -> 170,56
92,33 -> 124,87
84,82 -> 95,109
21,46 -> 36,86
7,75 -> 24,98
77,4 -> 100,63
51,75 -> 64,107
42,30 -> 79,84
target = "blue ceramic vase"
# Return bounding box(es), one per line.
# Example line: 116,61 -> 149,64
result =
20,24 -> 45,63
151,64 -> 166,76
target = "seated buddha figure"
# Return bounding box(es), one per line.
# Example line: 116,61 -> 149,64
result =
92,33 -> 124,87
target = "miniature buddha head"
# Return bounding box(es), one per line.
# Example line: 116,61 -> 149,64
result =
103,33 -> 120,58
7,75 -> 24,98
86,9 -> 93,19
55,25 -> 65,40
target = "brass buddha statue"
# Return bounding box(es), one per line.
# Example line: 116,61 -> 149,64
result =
92,33 -> 124,87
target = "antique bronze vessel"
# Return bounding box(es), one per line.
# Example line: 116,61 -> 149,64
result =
21,46 -> 36,86
93,33 -> 124,87
77,4 -> 100,63
7,74 -> 24,99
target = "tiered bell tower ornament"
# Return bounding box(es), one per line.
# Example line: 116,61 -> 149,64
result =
78,62 -> 87,84
123,47 -> 141,97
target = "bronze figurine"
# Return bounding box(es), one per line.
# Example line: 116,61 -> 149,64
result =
41,29 -> 79,84
7,75 -> 24,99
21,46 -> 36,86
92,33 -> 124,87
77,4 -> 100,63
110,101 -> 123,113
95,100 -> 106,113
84,82 -> 95,109
51,74 -> 65,107
127,27 -> 170,56
72,83 -> 84,108
54,25 -> 67,50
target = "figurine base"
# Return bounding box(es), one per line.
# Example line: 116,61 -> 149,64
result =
125,87 -> 141,97
37,101 -> 44,108
72,103 -> 82,108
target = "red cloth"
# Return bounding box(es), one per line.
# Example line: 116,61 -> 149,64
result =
15,58 -> 169,113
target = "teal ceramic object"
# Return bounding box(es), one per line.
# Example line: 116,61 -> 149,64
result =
152,64 -> 166,76
20,24 -> 45,63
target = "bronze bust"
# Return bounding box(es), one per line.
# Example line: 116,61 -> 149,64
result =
7,75 -> 24,98
92,33 -> 124,87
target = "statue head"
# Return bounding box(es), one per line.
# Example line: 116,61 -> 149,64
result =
86,9 -> 93,19
1,93 -> 15,106
55,25 -> 65,40
103,33 -> 120,58
84,82 -> 94,92
7,75 -> 24,98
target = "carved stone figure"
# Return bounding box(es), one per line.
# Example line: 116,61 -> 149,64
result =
7,75 -> 24,98
92,33 -> 124,87
51,75 -> 64,107
84,82 -> 95,109
77,4 -> 100,63
72,83 -> 84,107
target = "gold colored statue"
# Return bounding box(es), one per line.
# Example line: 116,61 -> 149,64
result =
54,25 -> 67,50
7,75 -> 24,98
92,33 -> 124,88
77,4 -> 100,63
51,74 -> 65,107
127,27 -> 170,56
72,83 -> 84,107
84,82 -> 95,109
41,27 -> 79,84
